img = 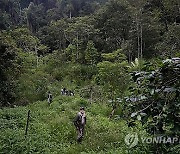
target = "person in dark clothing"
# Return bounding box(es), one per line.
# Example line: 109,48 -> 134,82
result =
74,107 -> 86,143
61,88 -> 66,95
47,91 -> 53,105
71,91 -> 75,96
61,88 -> 64,95
69,90 -> 75,96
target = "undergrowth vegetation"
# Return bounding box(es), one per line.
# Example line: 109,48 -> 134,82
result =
0,95 -> 151,154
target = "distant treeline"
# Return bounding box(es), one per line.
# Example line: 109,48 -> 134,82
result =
0,0 -> 179,107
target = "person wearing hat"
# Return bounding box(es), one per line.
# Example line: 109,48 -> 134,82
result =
73,107 -> 86,143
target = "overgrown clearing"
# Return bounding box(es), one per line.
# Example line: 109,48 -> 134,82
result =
0,96 -> 150,154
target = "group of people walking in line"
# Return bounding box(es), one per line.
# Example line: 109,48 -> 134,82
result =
47,88 -> 75,105
61,88 -> 75,96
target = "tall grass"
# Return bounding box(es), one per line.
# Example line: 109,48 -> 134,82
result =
0,96 -> 151,154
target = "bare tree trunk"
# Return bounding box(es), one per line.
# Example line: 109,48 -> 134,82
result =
26,12 -> 29,28
58,30 -> 61,50
109,102 -> 117,119
63,30 -> 71,44
76,32 -> 79,61
128,50 -> 131,63
136,16 -> 140,59
35,45 -> 39,67
140,24 -> 143,59
25,110 -> 30,137
26,12 -> 33,32
90,87 -> 93,104
18,2 -> 22,24
140,8 -> 143,59
69,10 -> 72,19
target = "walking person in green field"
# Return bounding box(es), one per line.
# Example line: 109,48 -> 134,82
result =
47,91 -> 53,106
74,107 -> 86,143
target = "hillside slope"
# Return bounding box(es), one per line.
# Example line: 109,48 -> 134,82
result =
0,95 -> 150,154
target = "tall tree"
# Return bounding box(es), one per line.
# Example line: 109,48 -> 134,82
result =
95,0 -> 132,53
85,40 -> 99,65
26,2 -> 47,32
0,32 -> 19,107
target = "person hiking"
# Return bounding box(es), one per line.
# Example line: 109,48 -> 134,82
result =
61,88 -> 66,95
74,107 -> 86,143
47,91 -> 53,105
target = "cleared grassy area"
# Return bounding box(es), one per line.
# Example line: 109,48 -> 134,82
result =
0,96 -> 150,154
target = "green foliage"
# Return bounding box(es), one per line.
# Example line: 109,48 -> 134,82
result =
95,0 -> 132,52
67,64 -> 98,84
0,31 -> 20,107
0,96 -> 151,154
126,58 -> 180,137
96,60 -> 130,99
16,69 -> 50,104
128,58 -> 146,71
10,28 -> 39,50
102,49 -> 127,63
156,24 -> 180,58
38,19 -> 68,51
0,0 -> 179,60
9,27 -> 49,55
26,2 -> 47,32
65,44 -> 78,62
85,40 -> 99,65
66,16 -> 98,44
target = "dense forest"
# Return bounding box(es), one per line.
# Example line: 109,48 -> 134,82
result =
0,0 -> 179,153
